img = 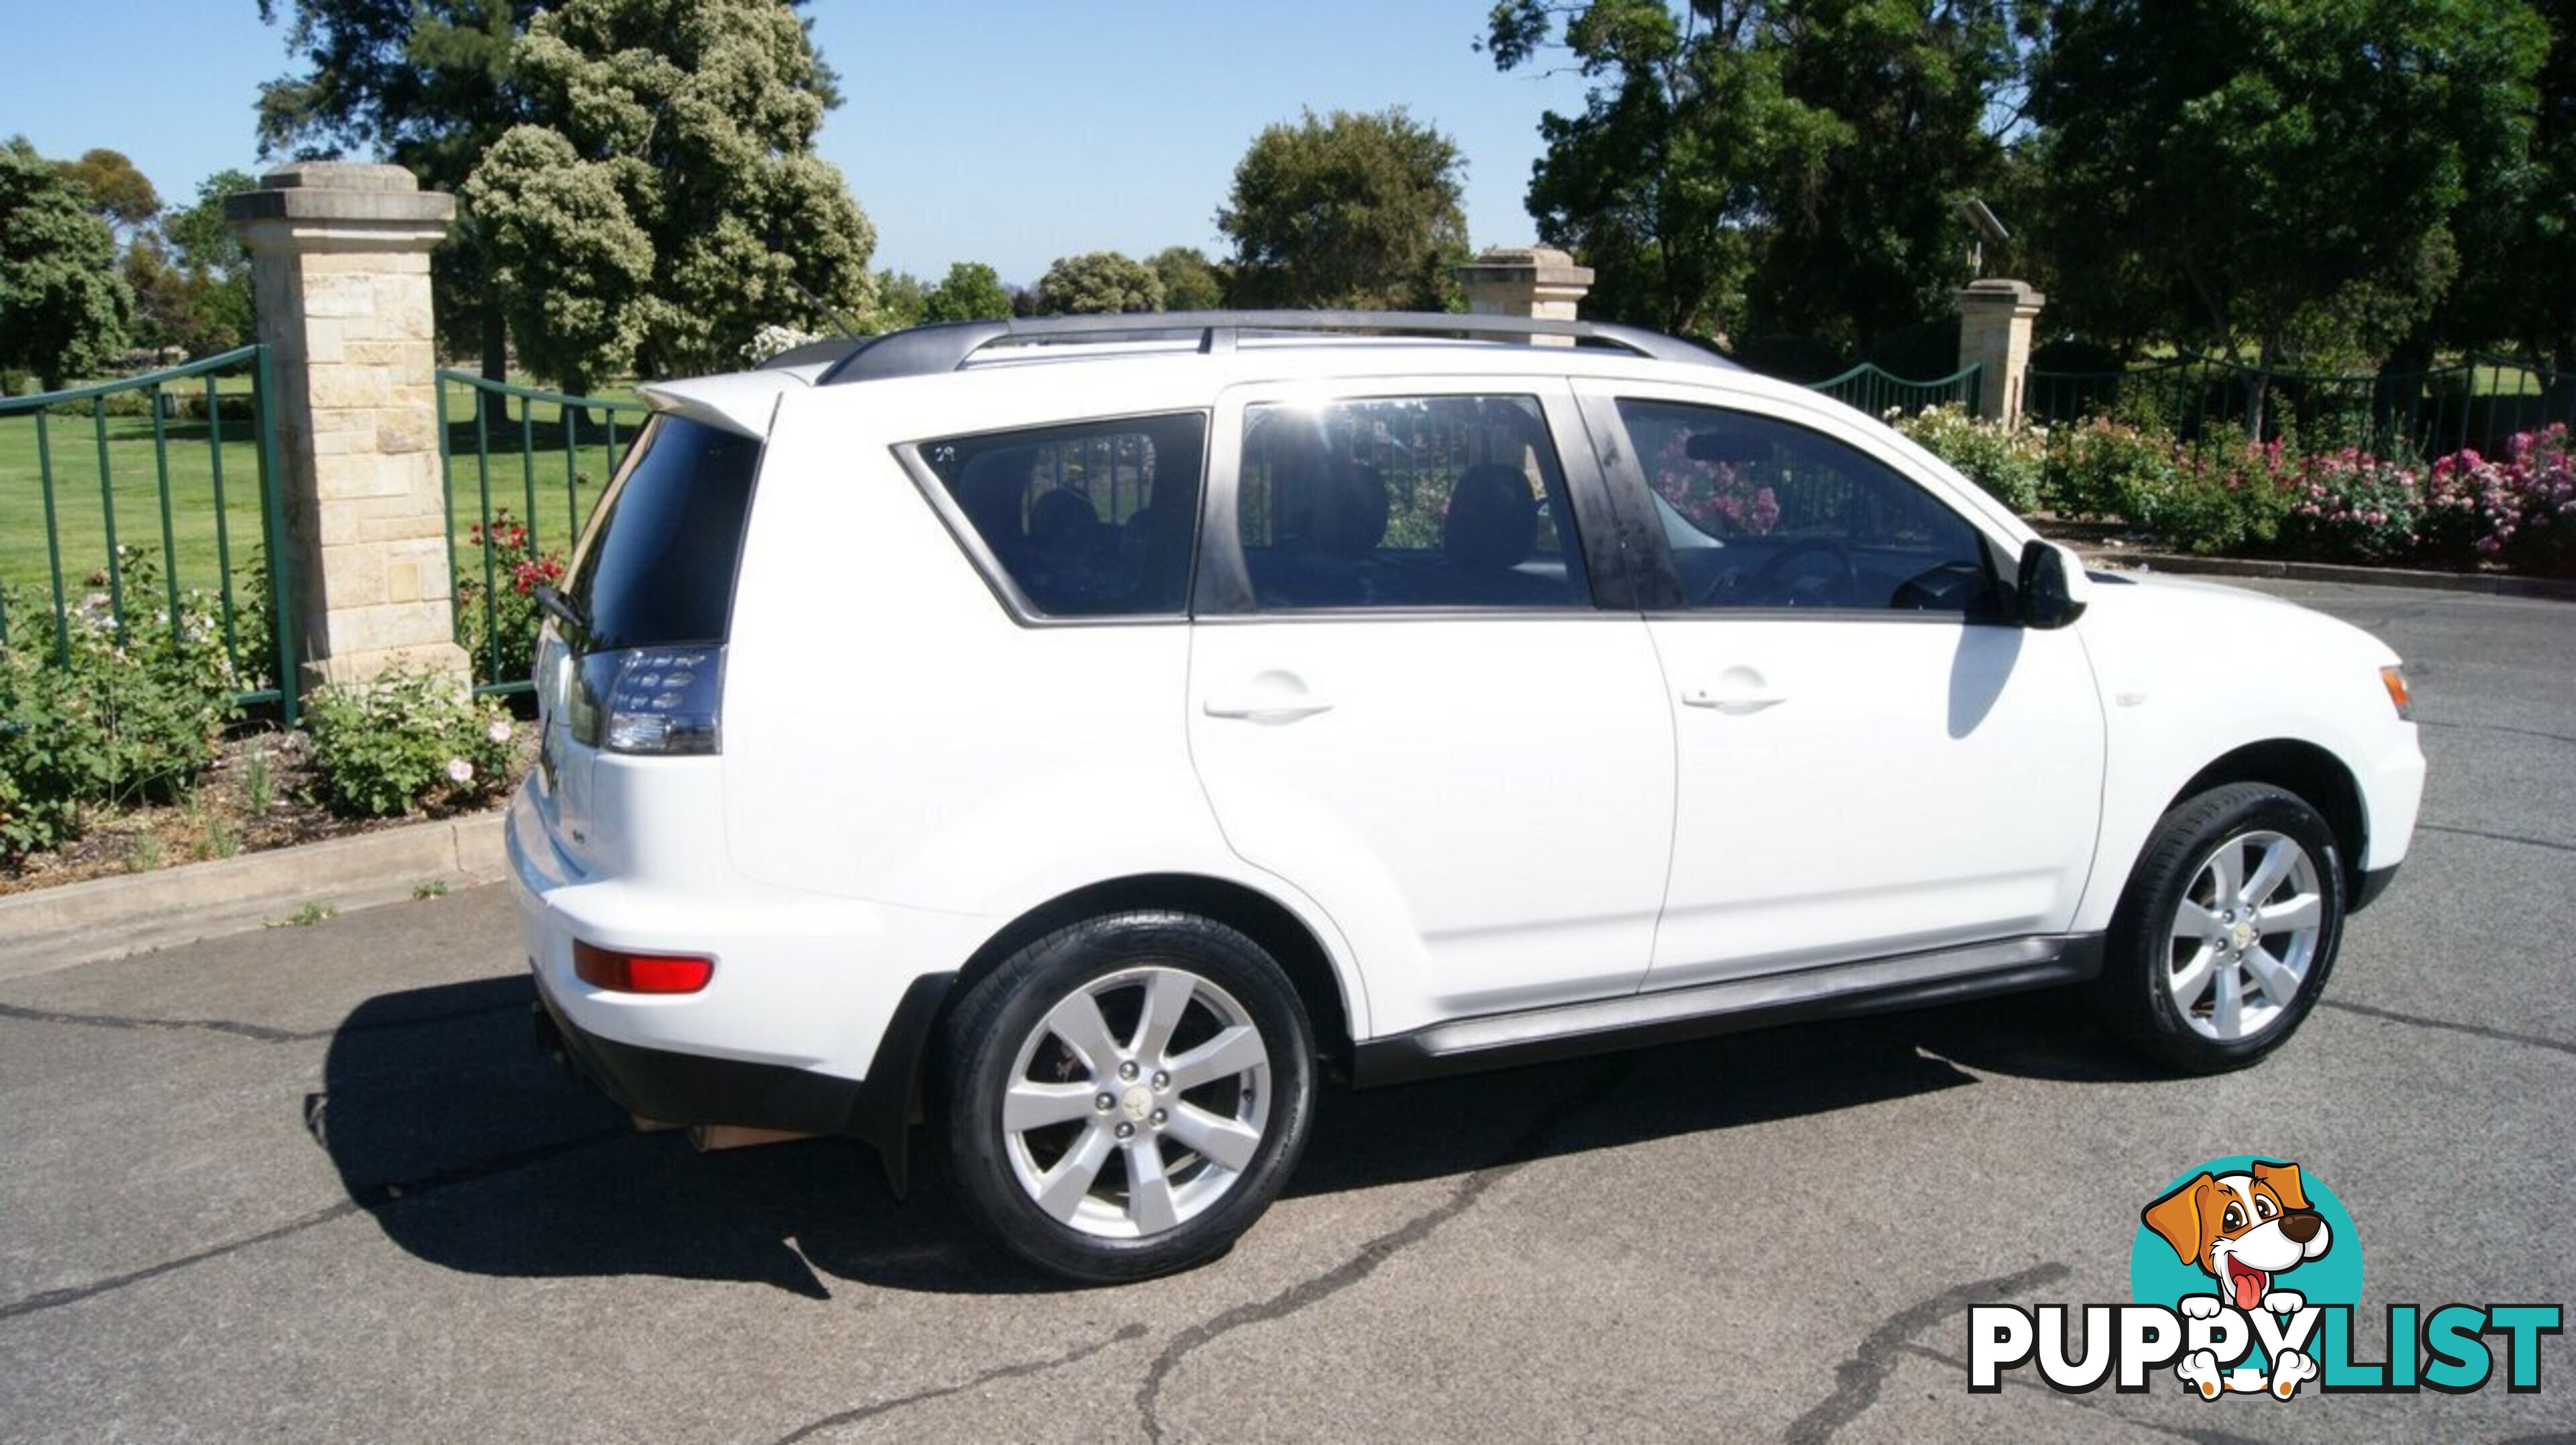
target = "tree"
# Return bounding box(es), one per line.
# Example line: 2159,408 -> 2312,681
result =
1491,1 -> 2003,347
2026,0 -> 2547,370
2444,0 -> 2576,371
55,148 -> 160,237
1218,107 -> 1468,311
463,0 -> 875,388
1034,251 -> 1163,315
0,137 -> 132,389
1149,246 -> 1226,311
922,261 -> 1012,322
148,169 -> 260,357
874,269 -> 928,331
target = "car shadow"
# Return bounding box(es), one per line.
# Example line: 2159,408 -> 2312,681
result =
314,974 -> 2164,1297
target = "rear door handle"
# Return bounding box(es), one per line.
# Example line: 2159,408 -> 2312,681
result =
1203,697 -> 1336,724
1681,684 -> 1786,714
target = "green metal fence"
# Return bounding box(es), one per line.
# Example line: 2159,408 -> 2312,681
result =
1807,362 -> 1983,419
0,345 -> 297,722
435,372 -> 647,696
2025,354 -> 2576,457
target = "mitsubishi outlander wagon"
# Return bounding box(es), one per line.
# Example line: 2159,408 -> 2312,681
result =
511,311 -> 2423,1282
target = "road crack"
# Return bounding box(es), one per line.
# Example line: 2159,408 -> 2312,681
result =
0,1124 -> 633,1322
771,1323 -> 1149,1444
0,996 -> 525,1045
2416,822 -> 2576,855
1782,1260 -> 2070,1444
1134,1064 -> 1629,1444
2322,998 -> 2576,1059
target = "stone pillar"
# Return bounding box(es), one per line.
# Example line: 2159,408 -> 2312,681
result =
1954,278 -> 2046,423
1455,246 -> 1594,345
225,163 -> 465,690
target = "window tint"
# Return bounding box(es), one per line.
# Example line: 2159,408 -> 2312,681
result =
1237,395 -> 1589,610
1615,398 -> 2000,614
920,413 -> 1207,617
566,416 -> 761,649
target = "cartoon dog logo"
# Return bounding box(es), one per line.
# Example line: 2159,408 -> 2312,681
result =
2142,1160 -> 2332,1399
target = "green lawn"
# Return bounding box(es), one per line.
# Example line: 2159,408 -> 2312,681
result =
0,376 -> 644,640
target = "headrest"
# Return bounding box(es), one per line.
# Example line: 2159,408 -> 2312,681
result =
1444,464 -> 1539,572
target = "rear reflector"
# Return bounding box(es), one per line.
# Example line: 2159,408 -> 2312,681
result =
574,940 -> 714,994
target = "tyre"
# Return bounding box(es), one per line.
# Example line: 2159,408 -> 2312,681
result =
2094,782 -> 2347,1075
936,911 -> 1318,1283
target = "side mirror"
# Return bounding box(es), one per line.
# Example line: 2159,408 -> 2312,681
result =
2016,539 -> 2091,629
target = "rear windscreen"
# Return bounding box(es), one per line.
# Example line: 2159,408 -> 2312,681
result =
565,416 -> 761,649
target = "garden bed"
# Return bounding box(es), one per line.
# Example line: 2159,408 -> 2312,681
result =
0,725 -> 533,898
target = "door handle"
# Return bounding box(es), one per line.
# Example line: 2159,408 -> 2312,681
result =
1203,696 -> 1336,724
1681,684 -> 1786,714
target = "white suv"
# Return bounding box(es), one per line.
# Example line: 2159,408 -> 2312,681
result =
510,312 -> 2422,1281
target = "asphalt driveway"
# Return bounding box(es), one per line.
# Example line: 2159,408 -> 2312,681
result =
3,578 -> 2570,1442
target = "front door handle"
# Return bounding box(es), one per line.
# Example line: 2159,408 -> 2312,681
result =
1681,683 -> 1786,714
1203,696 -> 1336,724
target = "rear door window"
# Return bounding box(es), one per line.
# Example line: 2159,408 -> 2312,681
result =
916,413 -> 1208,617
564,415 -> 762,649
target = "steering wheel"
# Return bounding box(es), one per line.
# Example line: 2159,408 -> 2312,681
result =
1710,537 -> 1855,606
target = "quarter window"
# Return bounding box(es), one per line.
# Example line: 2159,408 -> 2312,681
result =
1236,394 -> 1590,610
919,413 -> 1207,617
1615,398 -> 2000,615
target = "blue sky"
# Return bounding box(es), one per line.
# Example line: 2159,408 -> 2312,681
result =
1,1 -> 1595,285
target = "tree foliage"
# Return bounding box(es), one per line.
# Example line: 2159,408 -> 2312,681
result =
922,260 -> 1013,322
1218,107 -> 1468,311
2025,0 -> 2548,366
873,269 -> 929,331
1489,0 -> 2012,348
1034,251 -> 1163,315
55,148 -> 160,235
461,0 -> 874,388
0,137 -> 132,388
1149,246 -> 1226,312
129,170 -> 259,358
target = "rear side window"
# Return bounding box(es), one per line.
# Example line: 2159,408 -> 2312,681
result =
918,413 -> 1208,617
1236,394 -> 1589,610
566,416 -> 761,649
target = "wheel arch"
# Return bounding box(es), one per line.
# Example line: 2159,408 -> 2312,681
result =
2166,739 -> 2367,899
945,873 -> 1359,1069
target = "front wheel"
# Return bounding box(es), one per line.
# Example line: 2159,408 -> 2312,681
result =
2094,782 -> 2346,1075
937,912 -> 1316,1283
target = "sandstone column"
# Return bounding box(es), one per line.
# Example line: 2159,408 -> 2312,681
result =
1455,247 -> 1595,345
225,163 -> 466,690
1954,279 -> 2047,423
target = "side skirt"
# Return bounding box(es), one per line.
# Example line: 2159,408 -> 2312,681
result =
1351,933 -> 2104,1087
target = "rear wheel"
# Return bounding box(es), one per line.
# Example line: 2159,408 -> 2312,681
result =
938,912 -> 1316,1283
2094,782 -> 2346,1074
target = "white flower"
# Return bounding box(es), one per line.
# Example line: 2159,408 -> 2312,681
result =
445,757 -> 475,785
486,719 -> 512,745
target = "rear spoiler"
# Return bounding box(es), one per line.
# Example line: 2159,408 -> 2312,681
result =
635,369 -> 809,440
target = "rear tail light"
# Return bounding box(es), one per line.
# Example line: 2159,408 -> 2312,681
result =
574,941 -> 714,994
568,645 -> 727,755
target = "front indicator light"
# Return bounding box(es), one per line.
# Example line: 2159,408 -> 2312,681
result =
2379,665 -> 2412,720
574,941 -> 714,994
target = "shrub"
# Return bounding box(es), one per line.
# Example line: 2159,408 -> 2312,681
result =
304,669 -> 517,818
2278,449 -> 2426,564
0,548 -> 239,863
1889,404 -> 2045,513
453,508 -> 568,690
2043,417 -> 2177,521
2421,425 -> 2576,578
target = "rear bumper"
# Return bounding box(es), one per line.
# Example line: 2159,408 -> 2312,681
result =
506,779 -> 973,1191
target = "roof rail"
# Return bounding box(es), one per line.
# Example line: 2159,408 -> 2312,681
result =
810,311 -> 1733,386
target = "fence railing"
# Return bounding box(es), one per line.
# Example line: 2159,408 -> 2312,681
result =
2026,354 -> 2576,458
435,372 -> 647,696
1807,362 -> 1982,419
0,345 -> 297,721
